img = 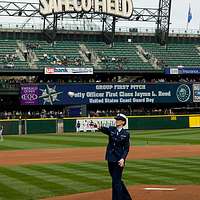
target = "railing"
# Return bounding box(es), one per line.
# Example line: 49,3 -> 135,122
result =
1,21 -> 200,35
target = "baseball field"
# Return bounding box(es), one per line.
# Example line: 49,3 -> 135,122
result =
0,128 -> 200,200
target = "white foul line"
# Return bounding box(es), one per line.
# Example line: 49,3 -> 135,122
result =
144,188 -> 176,191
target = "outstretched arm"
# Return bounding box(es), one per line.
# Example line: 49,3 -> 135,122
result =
98,126 -> 111,135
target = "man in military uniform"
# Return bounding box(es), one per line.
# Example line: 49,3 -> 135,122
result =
99,114 -> 132,200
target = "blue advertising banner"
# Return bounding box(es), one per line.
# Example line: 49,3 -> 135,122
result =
20,83 -> 193,105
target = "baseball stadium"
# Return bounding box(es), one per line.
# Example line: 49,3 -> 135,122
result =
0,0 -> 200,199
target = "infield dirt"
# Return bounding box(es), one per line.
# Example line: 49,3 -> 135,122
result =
0,145 -> 200,166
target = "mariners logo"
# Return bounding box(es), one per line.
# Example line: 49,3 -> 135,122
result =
39,85 -> 63,105
176,84 -> 191,102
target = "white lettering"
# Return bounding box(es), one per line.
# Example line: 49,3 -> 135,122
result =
158,91 -> 171,96
132,98 -> 145,103
94,0 -> 107,13
86,92 -> 104,98
114,85 -> 130,90
146,98 -> 154,103
40,0 -> 133,18
40,0 -> 50,15
123,0 -> 133,18
82,0 -> 92,12
74,0 -> 82,12
120,98 -> 132,103
96,85 -> 113,90
105,98 -> 119,103
119,92 -> 133,97
107,0 -> 115,15
89,98 -> 104,103
105,92 -> 118,97
135,91 -> 151,98
74,92 -> 85,98
130,85 -> 146,90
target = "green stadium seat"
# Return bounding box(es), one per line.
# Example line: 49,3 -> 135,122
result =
85,42 -> 154,71
0,40 -> 29,69
140,43 -> 200,67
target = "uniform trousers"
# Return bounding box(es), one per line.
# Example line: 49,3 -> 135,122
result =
108,162 -> 132,200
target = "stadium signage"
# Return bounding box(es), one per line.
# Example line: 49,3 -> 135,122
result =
40,0 -> 133,18
165,67 -> 200,75
76,118 -> 129,131
44,67 -> 93,75
20,83 -> 193,105
20,85 -> 39,105
193,84 -> 200,102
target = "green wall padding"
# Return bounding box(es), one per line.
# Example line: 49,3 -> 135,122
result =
63,119 -> 76,132
128,116 -> 189,130
0,120 -> 19,135
26,119 -> 57,134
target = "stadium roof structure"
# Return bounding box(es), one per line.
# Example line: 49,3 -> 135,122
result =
0,0 -> 172,45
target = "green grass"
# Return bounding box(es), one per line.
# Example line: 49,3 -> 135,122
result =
0,128 -> 200,199
0,157 -> 200,199
1,128 -> 200,150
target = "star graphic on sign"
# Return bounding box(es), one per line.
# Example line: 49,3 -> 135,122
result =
39,85 -> 63,105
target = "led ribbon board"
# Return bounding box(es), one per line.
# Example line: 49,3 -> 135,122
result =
40,0 -> 133,18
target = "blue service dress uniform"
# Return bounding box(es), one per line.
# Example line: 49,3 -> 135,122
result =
99,126 -> 132,200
